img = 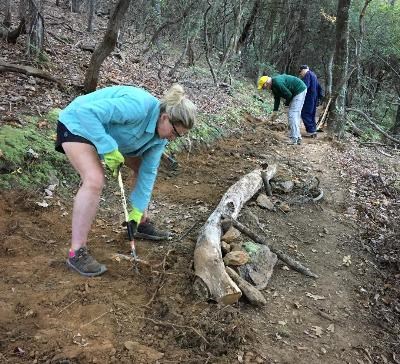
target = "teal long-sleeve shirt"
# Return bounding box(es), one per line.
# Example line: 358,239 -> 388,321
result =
271,74 -> 307,111
58,86 -> 167,213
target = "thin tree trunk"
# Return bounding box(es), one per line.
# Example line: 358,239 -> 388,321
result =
390,100 -> 400,136
84,0 -> 131,92
354,0 -> 372,91
71,0 -> 81,13
26,0 -> 44,58
327,0 -> 351,137
87,0 -> 95,32
3,0 -> 12,27
236,0 -> 260,54
203,0 -> 217,85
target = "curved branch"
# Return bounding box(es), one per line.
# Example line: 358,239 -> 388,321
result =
346,108 -> 400,145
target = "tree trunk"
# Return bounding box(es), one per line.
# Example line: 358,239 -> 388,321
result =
390,101 -> 400,136
3,0 -> 12,28
203,0 -> 217,85
87,0 -> 95,32
26,0 -> 44,58
326,50 -> 334,98
83,0 -> 131,93
236,0 -> 260,54
71,0 -> 81,13
327,0 -> 351,138
219,0 -> 243,69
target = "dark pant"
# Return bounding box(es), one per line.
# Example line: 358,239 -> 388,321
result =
301,95 -> 318,133
55,121 -> 95,153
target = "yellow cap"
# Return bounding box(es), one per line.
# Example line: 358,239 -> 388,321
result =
257,76 -> 270,90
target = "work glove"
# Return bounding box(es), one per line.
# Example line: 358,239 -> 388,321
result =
104,149 -> 124,177
126,207 -> 143,240
270,111 -> 278,122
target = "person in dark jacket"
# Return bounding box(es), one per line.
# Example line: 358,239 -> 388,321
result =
299,65 -> 324,137
258,74 -> 307,145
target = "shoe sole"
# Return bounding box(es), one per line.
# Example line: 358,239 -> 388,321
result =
66,259 -> 107,277
134,232 -> 170,241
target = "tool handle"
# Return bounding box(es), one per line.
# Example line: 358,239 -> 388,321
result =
127,220 -> 137,241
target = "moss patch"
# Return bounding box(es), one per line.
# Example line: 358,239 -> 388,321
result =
0,108 -> 76,189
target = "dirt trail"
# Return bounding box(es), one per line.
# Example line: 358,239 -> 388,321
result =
0,121 -> 386,363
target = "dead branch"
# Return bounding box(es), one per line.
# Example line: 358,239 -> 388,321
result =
222,216 -> 318,279
316,98 -> 332,130
133,316 -> 209,345
347,108 -> 400,145
225,267 -> 267,306
0,60 -> 64,87
141,249 -> 173,309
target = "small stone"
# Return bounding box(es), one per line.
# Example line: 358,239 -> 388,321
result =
222,226 -> 241,242
221,241 -> 231,254
223,251 -> 249,266
256,194 -> 275,210
279,202 -> 291,212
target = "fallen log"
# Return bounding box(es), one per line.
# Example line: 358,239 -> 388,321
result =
0,60 -> 65,87
225,266 -> 267,306
222,216 -> 318,279
193,165 -> 277,304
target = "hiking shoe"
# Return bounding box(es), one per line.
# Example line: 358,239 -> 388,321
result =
304,132 -> 317,138
287,138 -> 299,145
297,138 -> 302,145
66,247 -> 107,277
134,220 -> 170,241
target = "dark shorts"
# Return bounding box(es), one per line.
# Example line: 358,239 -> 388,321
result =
55,121 -> 95,154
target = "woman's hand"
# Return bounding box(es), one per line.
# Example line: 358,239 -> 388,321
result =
104,150 -> 124,177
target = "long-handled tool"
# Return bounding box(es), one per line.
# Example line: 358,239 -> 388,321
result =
117,169 -> 138,259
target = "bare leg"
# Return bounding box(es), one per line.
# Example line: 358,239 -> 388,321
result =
62,142 -> 105,250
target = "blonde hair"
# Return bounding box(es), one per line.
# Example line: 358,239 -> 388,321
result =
160,84 -> 196,129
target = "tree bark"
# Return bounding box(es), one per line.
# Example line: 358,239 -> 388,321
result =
203,0 -> 217,85
328,0 -> 352,138
236,0 -> 260,54
391,101 -> 400,136
87,0 -> 95,32
194,167 -> 276,304
3,0 -> 12,27
0,19 -> 25,43
83,0 -> 131,93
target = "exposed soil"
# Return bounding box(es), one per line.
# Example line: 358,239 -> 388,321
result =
1,118 -> 399,364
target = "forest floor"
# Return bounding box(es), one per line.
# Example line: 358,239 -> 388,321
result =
1,118 -> 400,364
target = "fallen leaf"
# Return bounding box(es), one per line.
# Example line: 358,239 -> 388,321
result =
36,201 -> 49,208
306,292 -> 326,300
327,324 -> 335,332
343,255 -> 352,266
311,326 -> 323,337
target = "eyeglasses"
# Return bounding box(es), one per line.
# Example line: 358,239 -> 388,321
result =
171,121 -> 182,138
